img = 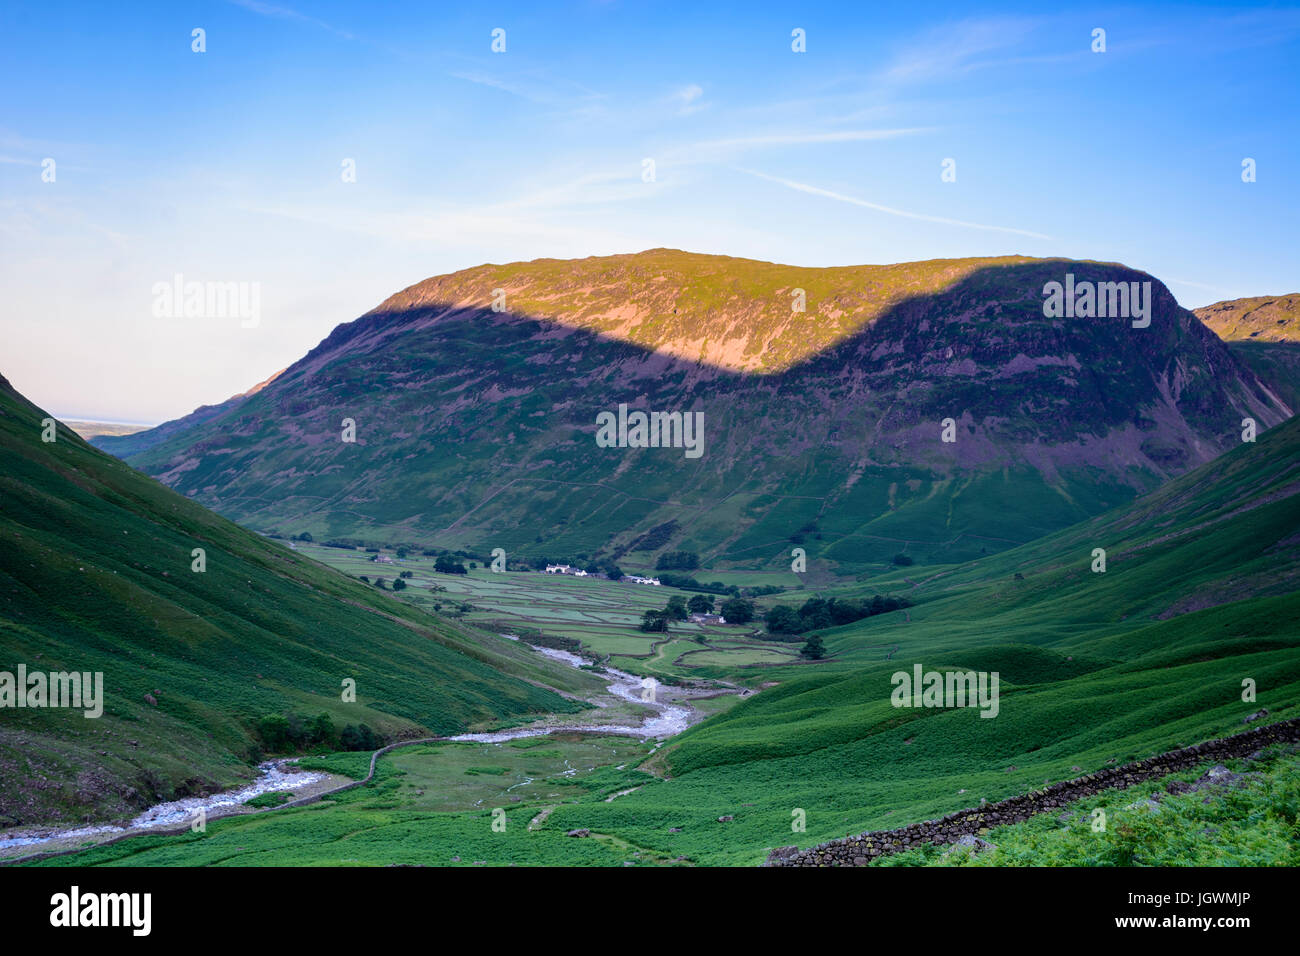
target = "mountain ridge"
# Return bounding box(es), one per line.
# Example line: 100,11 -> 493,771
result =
103,251 -> 1290,571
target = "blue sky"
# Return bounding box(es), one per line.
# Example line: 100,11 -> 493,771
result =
2,0 -> 1297,423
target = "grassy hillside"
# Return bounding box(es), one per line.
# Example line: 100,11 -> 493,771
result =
33,409 -> 1300,867
1196,293 -> 1300,343
114,252 -> 1286,573
0,374 -> 596,829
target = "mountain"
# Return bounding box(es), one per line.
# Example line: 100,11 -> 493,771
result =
0,373 -> 590,828
1196,294 -> 1300,413
91,368 -> 284,459
110,251 -> 1289,573
1196,294 -> 1300,342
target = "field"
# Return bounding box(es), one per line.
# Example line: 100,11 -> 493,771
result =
296,542 -> 811,682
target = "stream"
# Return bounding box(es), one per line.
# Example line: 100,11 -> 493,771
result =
1,643 -> 708,856
0,760 -> 325,853
448,645 -> 693,743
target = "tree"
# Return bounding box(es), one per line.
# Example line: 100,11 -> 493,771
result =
309,713 -> 335,746
604,564 -> 624,581
256,714 -> 290,752
358,724 -> 382,750
892,553 -> 914,566
434,555 -> 468,574
764,605 -> 803,634
639,609 -> 670,633
719,598 -> 754,624
392,578 -> 407,591
687,594 -> 715,615
800,634 -> 827,660
665,595 -> 689,621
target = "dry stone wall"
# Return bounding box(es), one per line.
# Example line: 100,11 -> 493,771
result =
764,716 -> 1300,867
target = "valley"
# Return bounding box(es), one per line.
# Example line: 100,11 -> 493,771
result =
6,377 -> 1297,866
4,259 -> 1298,869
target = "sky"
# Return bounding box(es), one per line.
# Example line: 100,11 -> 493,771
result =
2,1 -> 1298,424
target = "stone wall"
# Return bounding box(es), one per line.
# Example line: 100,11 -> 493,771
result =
764,715 -> 1300,867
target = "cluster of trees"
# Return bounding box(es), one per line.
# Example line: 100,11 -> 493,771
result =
764,595 -> 912,636
654,572 -> 740,596
639,594 -> 755,632
640,594 -> 688,632
523,555 -> 624,578
362,575 -> 406,590
655,551 -> 700,571
719,597 -> 755,623
254,713 -> 384,754
434,555 -> 468,574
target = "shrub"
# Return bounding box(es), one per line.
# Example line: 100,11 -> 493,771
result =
800,634 -> 827,660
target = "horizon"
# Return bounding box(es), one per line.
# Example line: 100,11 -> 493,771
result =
3,0 -> 1298,422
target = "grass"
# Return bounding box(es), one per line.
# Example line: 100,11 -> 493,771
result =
7,375 -> 1299,867
875,746 -> 1300,867
0,377 -> 601,827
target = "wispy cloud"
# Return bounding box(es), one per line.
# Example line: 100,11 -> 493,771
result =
881,16 -> 1052,84
670,83 -> 707,115
1164,276 -> 1245,299
736,167 -> 1051,240
662,127 -> 929,166
449,68 -> 606,110
226,0 -> 355,40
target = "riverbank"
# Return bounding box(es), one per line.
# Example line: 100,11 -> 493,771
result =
0,641 -> 741,865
